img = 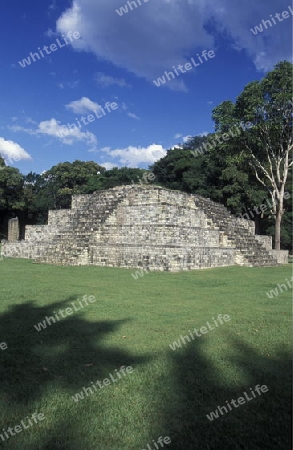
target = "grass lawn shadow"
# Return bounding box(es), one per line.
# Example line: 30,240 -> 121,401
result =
160,336 -> 291,450
0,298 -> 150,449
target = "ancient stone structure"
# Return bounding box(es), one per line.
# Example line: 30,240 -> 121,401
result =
7,217 -> 19,242
2,185 -> 281,270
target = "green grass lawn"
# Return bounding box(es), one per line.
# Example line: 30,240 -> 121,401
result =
0,258 -> 291,450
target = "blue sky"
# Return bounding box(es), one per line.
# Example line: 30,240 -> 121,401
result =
0,0 -> 292,174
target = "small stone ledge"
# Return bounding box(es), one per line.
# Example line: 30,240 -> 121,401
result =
270,250 -> 289,264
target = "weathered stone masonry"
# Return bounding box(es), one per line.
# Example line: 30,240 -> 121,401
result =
2,185 -> 280,270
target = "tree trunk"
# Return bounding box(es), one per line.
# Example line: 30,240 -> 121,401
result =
275,179 -> 286,250
275,209 -> 282,250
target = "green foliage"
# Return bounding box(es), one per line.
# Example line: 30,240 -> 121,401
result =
151,136 -> 208,192
0,164 -> 25,211
40,160 -> 106,209
99,166 -> 154,190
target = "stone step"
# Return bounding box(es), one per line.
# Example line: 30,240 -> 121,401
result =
194,195 -> 278,267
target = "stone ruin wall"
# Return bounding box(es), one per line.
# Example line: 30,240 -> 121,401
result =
1,185 -> 282,271
87,188 -> 236,270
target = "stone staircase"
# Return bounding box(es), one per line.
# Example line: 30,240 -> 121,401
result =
34,188 -> 129,265
193,195 -> 279,267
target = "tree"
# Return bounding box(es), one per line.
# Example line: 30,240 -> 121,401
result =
151,136 -> 208,192
40,160 -> 106,209
0,164 -> 24,212
100,167 -> 154,190
213,61 -> 293,249
0,160 -> 25,238
23,172 -> 49,224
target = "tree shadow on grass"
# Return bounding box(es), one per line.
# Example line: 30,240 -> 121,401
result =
0,298 -> 150,449
160,335 -> 291,450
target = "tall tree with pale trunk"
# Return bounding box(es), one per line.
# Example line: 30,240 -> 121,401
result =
213,61 -> 292,250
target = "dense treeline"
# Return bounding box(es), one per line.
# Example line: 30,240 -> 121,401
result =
0,62 -> 292,250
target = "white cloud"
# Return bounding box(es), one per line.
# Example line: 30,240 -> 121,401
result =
102,162 -> 117,170
167,79 -> 188,93
127,113 -> 140,120
183,135 -> 192,143
118,102 -> 140,120
173,132 -> 209,144
58,80 -> 79,89
8,118 -> 97,148
55,0 -> 291,87
0,137 -> 32,164
45,27 -> 58,38
25,117 -> 38,125
95,72 -> 131,88
49,1 -> 57,11
8,125 -> 36,135
101,144 -> 166,167
68,80 -> 79,88
66,96 -> 101,114
56,0 -> 212,91
206,0 -> 292,71
37,118 -> 97,146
